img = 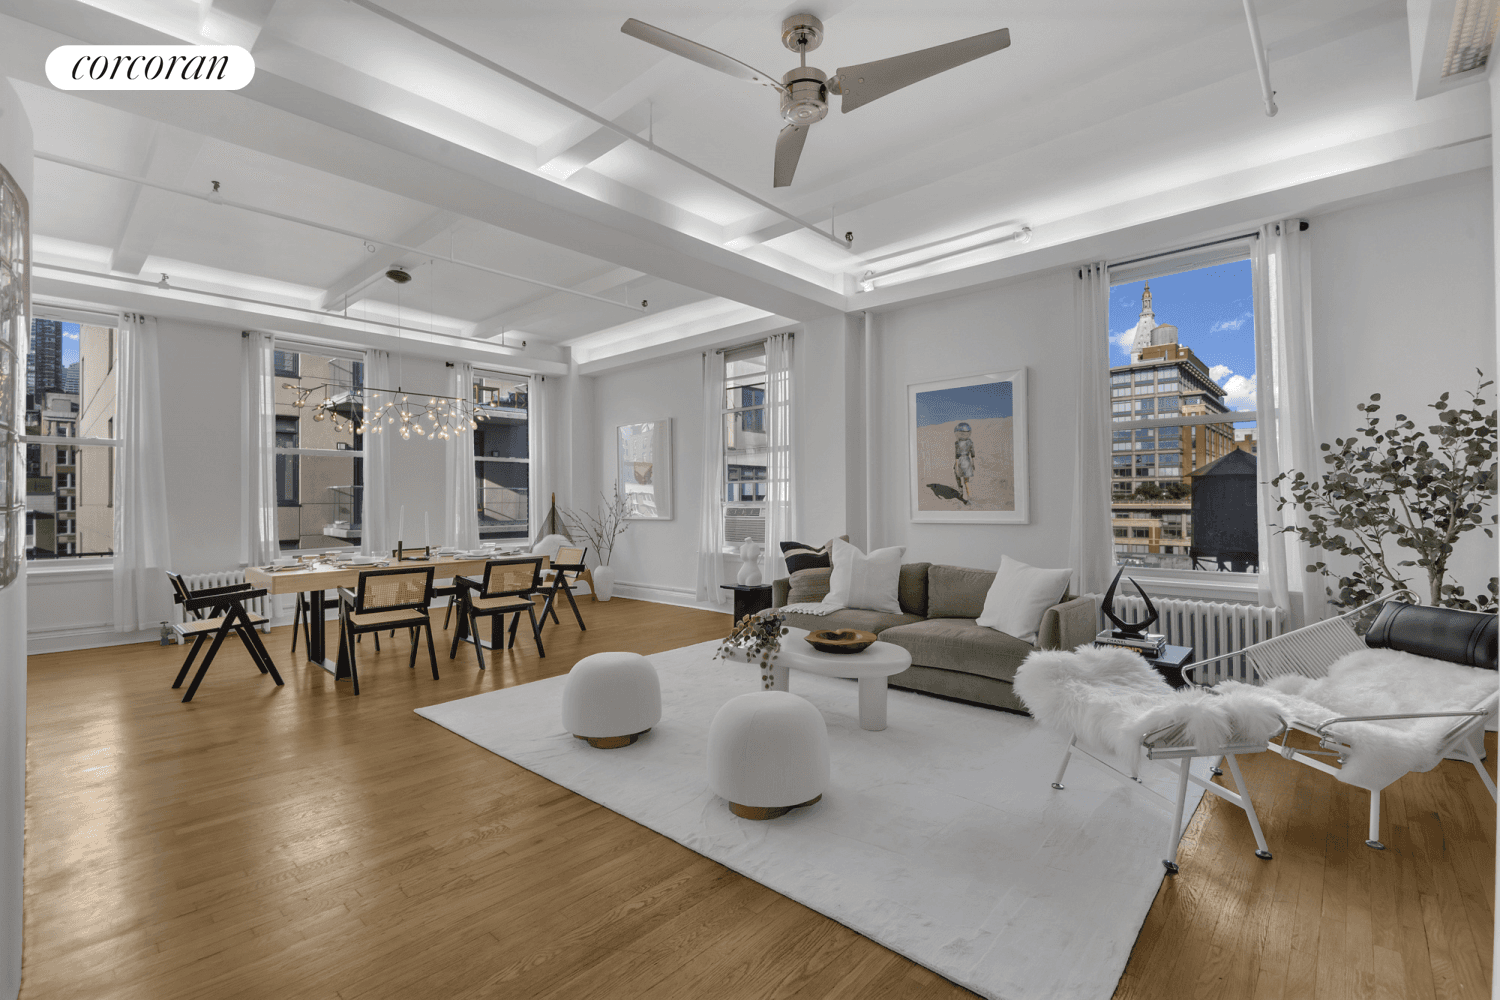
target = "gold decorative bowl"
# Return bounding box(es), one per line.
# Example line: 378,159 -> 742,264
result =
805,629 -> 877,654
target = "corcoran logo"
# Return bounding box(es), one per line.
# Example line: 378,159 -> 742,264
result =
45,45 -> 255,91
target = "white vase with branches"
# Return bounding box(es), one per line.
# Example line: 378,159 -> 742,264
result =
563,488 -> 630,601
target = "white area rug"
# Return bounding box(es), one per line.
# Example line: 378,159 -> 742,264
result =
416,640 -> 1213,1000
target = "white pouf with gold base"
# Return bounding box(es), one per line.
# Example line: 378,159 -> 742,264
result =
707,691 -> 829,820
561,652 -> 661,748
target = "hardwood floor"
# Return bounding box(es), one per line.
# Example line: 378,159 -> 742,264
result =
21,598 -> 1495,999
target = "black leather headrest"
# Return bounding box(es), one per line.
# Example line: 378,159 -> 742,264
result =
1364,601 -> 1498,671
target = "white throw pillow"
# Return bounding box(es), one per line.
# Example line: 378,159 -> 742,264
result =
822,539 -> 907,614
975,555 -> 1073,643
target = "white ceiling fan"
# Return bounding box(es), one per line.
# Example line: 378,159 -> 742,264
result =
621,14 -> 1011,188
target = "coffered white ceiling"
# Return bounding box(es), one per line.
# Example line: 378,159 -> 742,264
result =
0,0 -> 1491,370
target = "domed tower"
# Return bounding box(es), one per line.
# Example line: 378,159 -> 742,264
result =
1130,283 -> 1157,362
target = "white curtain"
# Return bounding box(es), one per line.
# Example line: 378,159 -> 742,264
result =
362,349 -> 392,557
695,351 -> 727,605
1069,263 -> 1115,598
1253,220 -> 1321,626
240,330 -> 277,568
762,333 -> 795,582
113,313 -> 174,631
444,362 -> 479,549
527,374 -> 552,544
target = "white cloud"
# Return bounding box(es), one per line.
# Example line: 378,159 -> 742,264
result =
1210,311 -> 1252,334
1110,327 -> 1137,351
1221,373 -> 1257,411
63,332 -> 78,340
1209,364 -> 1232,383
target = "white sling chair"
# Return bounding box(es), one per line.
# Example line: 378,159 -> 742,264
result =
1016,647 -> 1286,874
1186,591 -> 1498,851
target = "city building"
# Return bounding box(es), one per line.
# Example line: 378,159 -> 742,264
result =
1109,285 -> 1241,568
24,318 -> 62,402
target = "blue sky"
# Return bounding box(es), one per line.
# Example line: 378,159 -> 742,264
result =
915,381 -> 1012,427
1109,260 -> 1257,411
61,322 -> 79,367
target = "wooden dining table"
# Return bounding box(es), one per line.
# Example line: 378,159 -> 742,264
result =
245,551 -> 529,678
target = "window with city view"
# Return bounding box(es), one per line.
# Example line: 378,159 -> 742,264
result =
721,344 -> 769,551
272,346 -> 364,552
1108,258 -> 1259,573
25,317 -> 119,560
472,372 -> 529,542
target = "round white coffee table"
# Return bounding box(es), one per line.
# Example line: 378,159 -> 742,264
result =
728,626 -> 912,731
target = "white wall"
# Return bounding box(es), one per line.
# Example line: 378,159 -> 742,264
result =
1310,169 -> 1496,602
590,352 -> 706,605
1,73 -> 30,1000
869,270 -> 1079,572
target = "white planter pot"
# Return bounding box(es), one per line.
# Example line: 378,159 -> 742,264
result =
592,564 -> 617,602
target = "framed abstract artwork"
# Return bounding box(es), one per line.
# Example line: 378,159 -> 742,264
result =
907,368 -> 1029,524
618,418 -> 673,519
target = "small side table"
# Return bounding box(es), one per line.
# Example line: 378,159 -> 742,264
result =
721,584 -> 773,622
1093,641 -> 1195,688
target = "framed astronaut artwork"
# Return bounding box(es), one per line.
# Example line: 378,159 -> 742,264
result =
618,418 -> 673,519
907,368 -> 1029,524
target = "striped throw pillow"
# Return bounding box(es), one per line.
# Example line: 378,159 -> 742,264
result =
780,538 -> 841,576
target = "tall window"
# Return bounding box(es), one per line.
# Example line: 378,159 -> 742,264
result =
472,372 -> 529,541
272,343 -> 363,551
1106,253 -> 1258,574
25,317 -> 120,560
720,345 -> 769,548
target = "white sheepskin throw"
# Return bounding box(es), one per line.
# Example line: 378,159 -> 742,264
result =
1014,646 -> 1285,759
1217,647 -> 1499,792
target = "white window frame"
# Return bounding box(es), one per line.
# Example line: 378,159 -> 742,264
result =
24,306 -> 124,568
1106,238 -> 1262,596
719,343 -> 771,555
270,337 -> 367,554
471,368 -> 531,543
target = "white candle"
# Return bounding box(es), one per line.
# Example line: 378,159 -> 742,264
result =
398,505 -> 406,545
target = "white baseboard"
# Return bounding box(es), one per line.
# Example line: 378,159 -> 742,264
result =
28,623 -> 162,655
611,580 -> 731,615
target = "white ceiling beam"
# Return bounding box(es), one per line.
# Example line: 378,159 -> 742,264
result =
474,266 -> 644,336
0,5 -> 847,322
109,126 -> 205,276
315,210 -> 461,311
198,0 -> 278,50
537,102 -> 653,182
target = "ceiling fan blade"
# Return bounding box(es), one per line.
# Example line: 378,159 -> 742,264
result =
834,27 -> 1010,113
774,124 -> 809,188
621,19 -> 787,93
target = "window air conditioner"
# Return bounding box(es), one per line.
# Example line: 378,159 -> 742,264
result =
723,505 -> 766,544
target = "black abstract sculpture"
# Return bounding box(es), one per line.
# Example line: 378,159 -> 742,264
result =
1102,567 -> 1159,638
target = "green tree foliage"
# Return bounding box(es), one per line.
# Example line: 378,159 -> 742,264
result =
1272,372 -> 1497,610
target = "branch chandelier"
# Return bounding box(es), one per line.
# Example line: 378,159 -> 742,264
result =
281,266 -> 485,442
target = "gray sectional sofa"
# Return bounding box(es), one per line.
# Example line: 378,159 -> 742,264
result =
772,561 -> 1097,714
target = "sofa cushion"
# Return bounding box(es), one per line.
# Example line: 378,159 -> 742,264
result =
898,562 -> 931,617
975,555 -> 1073,643
787,567 -> 833,604
778,608 -> 923,636
825,539 -> 906,613
879,618 -> 1035,683
926,564 -> 996,619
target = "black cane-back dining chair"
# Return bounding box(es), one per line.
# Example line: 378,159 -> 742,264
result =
539,545 -> 589,632
165,572 -> 283,702
336,566 -> 438,695
451,556 -> 546,668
